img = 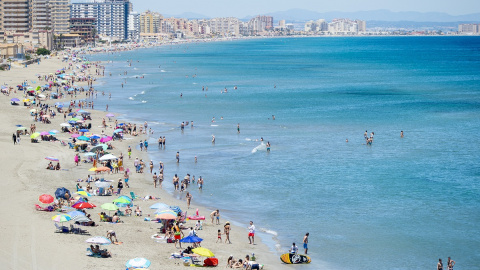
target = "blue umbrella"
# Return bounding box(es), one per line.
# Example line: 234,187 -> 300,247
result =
118,123 -> 125,126
180,235 -> 203,243
150,202 -> 169,209
78,136 -> 90,141
68,120 -> 76,124
11,98 -> 20,102
90,135 -> 100,139
58,104 -> 64,108
67,210 -> 86,218
125,258 -> 151,269
15,124 -> 23,127
79,129 -> 89,132
113,129 -> 123,133
169,206 -> 182,214
68,112 -> 76,116
55,187 -> 71,199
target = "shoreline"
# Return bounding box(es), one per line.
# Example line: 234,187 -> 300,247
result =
0,52 -> 292,269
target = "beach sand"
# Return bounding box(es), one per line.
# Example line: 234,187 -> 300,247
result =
0,56 -> 292,269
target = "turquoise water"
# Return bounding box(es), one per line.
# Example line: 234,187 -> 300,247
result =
89,37 -> 480,270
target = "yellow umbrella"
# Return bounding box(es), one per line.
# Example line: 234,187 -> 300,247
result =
74,191 -> 90,197
30,132 -> 40,139
23,99 -> 30,102
75,141 -> 87,145
192,247 -> 215,258
88,167 -> 97,171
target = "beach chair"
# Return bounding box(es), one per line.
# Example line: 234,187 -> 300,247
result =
130,191 -> 138,200
54,223 -> 70,233
68,142 -> 74,149
98,187 -> 105,196
70,224 -> 88,235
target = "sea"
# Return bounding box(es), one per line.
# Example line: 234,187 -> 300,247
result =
88,36 -> 480,270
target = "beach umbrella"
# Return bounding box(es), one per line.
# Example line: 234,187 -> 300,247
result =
84,152 -> 96,157
75,141 -> 88,145
154,212 -> 176,220
78,136 -> 90,141
23,99 -> 30,102
105,113 -> 114,118
99,136 -> 112,143
67,210 -> 85,218
76,120 -> 85,124
45,157 -> 59,161
16,127 -> 27,131
79,129 -> 89,132
52,214 -> 72,223
89,135 -> 100,139
99,154 -> 117,161
90,144 -> 108,152
78,110 -> 88,114
71,134 -> 80,138
149,202 -> 169,209
113,129 -> 123,133
57,104 -> 64,108
101,203 -> 119,211
54,187 -> 70,199
169,206 -> 182,214
11,98 -> 20,102
68,112 -> 76,116
192,247 -> 214,258
72,202 -> 96,209
69,118 -> 79,121
74,191 -> 91,197
39,194 -> 54,204
49,129 -> 59,134
40,131 -> 50,136
29,109 -> 37,113
37,94 -> 46,98
88,167 -> 97,171
94,181 -> 111,188
30,132 -> 41,139
86,236 -> 111,245
113,197 -> 131,206
180,235 -> 203,243
125,258 -> 151,269
154,209 -> 177,215
72,215 -> 91,223
60,123 -> 70,127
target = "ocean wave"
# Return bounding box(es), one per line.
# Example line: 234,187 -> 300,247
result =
141,100 -> 147,103
160,70 -> 166,73
128,97 -> 134,100
251,142 -> 266,153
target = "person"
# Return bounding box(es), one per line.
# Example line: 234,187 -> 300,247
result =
266,141 -> 270,152
149,160 -> 154,173
106,230 -> 118,243
212,135 -> 215,144
401,130 -> 404,138
438,258 -> 443,270
248,221 -> 255,244
74,153 -> 80,166
55,162 -> 61,170
153,172 -> 158,188
227,255 -> 235,268
195,220 -> 202,231
232,259 -> 243,269
303,233 -> 309,254
125,205 -> 132,216
144,140 -> 148,152
198,176 -> 203,190
448,257 -> 455,270
13,133 -> 16,145
290,242 -> 298,254
176,152 -> 179,163
124,170 -> 130,188
127,146 -> 131,159
172,222 -> 184,248
135,206 -> 142,216
186,192 -> 192,209
216,229 -> 222,243
237,123 -> 240,133
112,213 -> 120,223
139,140 -> 143,151
210,209 -> 220,224
117,178 -> 123,195
224,221 -> 232,244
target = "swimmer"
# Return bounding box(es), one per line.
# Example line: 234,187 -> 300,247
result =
212,135 -> 215,144
400,131 -> 404,138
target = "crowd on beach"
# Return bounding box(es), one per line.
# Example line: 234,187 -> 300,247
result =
2,49 -> 287,269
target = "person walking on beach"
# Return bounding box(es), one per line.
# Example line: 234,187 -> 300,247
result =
149,160 -> 154,173
144,140 -> 148,152
224,221 -> 232,244
139,140 -> 143,151
216,229 -> 223,243
124,170 -> 130,188
186,192 -> 192,209
438,259 -> 443,270
248,221 -> 255,245
117,178 -> 123,195
12,133 -> 16,145
74,153 -> 80,166
303,233 -> 309,254
127,146 -> 132,159
448,257 -> 455,270
153,173 -> 158,188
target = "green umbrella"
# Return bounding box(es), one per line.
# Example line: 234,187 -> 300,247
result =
101,203 -> 119,211
113,197 -> 131,205
16,127 -> 27,131
30,132 -> 40,138
69,118 -> 79,121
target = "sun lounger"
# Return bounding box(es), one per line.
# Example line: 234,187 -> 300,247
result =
70,224 -> 88,234
130,191 -> 138,200
54,222 -> 70,233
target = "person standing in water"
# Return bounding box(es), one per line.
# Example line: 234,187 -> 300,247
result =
303,233 -> 309,254
447,257 -> 455,270
237,123 -> 240,134
438,259 -> 443,270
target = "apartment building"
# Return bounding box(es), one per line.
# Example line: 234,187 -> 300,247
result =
1,0 -> 31,33
31,0 -> 70,34
139,10 -> 161,33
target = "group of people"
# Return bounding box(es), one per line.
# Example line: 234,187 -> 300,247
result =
46,161 -> 61,170
226,254 -> 264,269
438,257 -> 455,270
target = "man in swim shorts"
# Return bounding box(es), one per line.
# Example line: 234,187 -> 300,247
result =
248,221 -> 255,245
303,233 -> 309,254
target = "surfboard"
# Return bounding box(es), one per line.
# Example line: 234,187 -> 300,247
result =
280,253 -> 311,264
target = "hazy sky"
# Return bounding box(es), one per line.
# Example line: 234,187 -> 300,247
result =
131,0 -> 479,17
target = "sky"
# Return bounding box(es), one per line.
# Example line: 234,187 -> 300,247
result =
130,0 -> 480,17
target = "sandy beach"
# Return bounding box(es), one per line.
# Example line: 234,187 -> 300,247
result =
0,55 -> 292,269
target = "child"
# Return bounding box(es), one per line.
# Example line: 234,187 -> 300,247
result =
216,229 -> 222,243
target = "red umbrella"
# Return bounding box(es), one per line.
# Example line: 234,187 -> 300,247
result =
72,202 -> 96,209
39,194 -> 54,204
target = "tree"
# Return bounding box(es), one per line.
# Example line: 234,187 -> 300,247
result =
36,48 -> 51,55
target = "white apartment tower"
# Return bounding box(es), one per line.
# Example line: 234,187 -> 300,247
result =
71,0 -> 131,40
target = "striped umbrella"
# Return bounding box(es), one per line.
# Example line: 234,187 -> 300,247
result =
52,214 -> 72,223
125,258 -> 151,269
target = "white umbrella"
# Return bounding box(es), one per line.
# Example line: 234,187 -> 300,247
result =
86,236 -> 111,245
72,215 -> 91,223
126,258 -> 151,269
99,154 -> 117,161
94,181 -> 112,188
60,123 -> 70,127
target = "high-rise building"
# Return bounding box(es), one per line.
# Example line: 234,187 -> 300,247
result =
139,10 -> 162,33
208,17 -> 240,36
32,0 -> 70,34
0,0 -> 31,33
248,15 -> 273,34
69,17 -> 96,43
458,24 -> 479,34
128,11 -> 139,41
71,0 -> 131,40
